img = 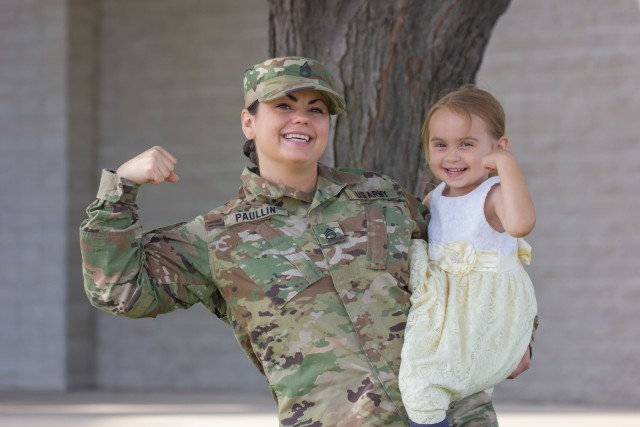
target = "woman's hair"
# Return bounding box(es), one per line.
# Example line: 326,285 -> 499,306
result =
422,84 -> 506,160
243,101 -> 259,166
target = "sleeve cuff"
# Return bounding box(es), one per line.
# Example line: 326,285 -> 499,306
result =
96,169 -> 140,204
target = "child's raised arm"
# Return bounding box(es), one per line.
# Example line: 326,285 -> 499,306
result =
482,148 -> 536,237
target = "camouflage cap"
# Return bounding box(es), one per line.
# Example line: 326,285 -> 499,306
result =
243,56 -> 346,115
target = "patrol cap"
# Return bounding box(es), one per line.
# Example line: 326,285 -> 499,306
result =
243,56 -> 346,115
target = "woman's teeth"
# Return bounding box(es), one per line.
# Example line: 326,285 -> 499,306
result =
284,133 -> 310,142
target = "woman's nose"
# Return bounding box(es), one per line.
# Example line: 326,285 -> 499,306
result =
292,110 -> 310,124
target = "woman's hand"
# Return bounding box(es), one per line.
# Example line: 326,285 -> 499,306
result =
507,346 -> 531,379
116,146 -> 179,185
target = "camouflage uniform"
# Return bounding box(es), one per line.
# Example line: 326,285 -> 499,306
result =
80,164 -> 499,426
448,392 -> 498,427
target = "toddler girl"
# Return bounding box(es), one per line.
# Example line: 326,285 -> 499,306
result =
399,85 -> 538,427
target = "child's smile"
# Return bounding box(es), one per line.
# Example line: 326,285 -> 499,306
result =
427,107 -> 499,197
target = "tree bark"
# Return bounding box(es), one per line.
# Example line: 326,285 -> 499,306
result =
268,0 -> 511,194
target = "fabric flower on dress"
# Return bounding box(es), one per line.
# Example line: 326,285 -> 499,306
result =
439,241 -> 477,275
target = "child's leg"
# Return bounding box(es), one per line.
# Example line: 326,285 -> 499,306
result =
409,417 -> 449,427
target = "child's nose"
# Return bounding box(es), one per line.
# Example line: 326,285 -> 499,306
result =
445,148 -> 460,161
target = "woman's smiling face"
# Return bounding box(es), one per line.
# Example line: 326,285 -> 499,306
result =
242,89 -> 330,174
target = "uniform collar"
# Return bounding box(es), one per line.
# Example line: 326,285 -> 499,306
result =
240,164 -> 364,204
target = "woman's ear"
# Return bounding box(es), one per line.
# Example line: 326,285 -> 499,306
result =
497,136 -> 510,150
241,109 -> 256,140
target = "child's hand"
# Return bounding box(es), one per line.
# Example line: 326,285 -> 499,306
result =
481,147 -> 516,175
116,146 -> 179,185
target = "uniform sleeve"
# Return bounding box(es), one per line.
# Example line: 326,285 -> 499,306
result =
79,170 -> 223,319
529,314 -> 540,358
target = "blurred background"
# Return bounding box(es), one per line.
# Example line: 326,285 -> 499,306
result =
1,0 -> 639,417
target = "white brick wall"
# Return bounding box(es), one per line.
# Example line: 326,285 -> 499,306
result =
0,0 -> 68,390
477,0 -> 640,406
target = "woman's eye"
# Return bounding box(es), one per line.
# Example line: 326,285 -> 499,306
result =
310,107 -> 327,114
276,103 -> 292,110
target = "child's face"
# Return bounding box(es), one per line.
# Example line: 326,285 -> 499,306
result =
427,107 -> 499,197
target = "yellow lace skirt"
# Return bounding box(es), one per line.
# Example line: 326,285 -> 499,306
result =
399,239 -> 537,424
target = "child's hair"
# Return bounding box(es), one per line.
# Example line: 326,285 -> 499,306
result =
422,84 -> 506,160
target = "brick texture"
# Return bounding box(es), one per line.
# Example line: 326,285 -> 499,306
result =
477,0 -> 640,406
0,0 -> 68,390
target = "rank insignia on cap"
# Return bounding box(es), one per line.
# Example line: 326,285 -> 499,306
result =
300,62 -> 312,77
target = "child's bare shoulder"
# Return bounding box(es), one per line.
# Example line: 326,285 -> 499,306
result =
422,190 -> 434,209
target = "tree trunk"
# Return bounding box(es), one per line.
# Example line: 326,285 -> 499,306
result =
268,0 -> 510,195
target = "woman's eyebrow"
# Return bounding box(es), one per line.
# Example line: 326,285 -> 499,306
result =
286,94 -> 324,105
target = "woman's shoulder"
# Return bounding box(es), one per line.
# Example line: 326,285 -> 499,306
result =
333,166 -> 411,198
331,165 -> 394,182
202,197 -> 246,232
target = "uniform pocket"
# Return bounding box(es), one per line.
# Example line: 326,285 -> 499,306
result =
366,205 -> 388,270
228,222 -> 324,307
368,202 -> 414,285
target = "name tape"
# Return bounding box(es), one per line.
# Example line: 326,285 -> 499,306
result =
224,206 -> 289,226
345,189 -> 398,200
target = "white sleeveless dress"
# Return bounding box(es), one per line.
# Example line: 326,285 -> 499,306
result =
399,177 -> 538,424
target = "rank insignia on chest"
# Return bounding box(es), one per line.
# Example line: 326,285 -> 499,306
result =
345,188 -> 398,200
312,222 -> 347,247
224,206 -> 289,226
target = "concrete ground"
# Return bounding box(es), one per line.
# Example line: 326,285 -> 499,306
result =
0,391 -> 638,427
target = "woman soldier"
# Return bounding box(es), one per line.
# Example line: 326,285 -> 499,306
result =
80,56 -> 518,426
